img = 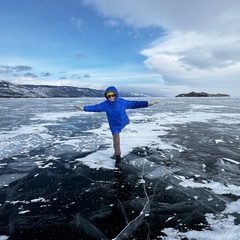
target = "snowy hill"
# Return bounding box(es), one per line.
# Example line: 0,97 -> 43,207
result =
22,84 -> 105,98
0,80 -> 148,98
0,80 -> 47,98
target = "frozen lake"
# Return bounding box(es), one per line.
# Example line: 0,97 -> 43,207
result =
0,97 -> 240,239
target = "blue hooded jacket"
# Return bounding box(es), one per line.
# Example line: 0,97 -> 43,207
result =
84,86 -> 148,134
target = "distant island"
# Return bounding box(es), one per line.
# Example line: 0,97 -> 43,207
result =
175,91 -> 230,97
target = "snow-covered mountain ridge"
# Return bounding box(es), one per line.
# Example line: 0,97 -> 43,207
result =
0,80 -> 148,98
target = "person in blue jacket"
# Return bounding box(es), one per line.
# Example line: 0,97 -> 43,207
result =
74,86 -> 159,168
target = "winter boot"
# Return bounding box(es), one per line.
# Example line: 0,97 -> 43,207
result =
115,155 -> 121,168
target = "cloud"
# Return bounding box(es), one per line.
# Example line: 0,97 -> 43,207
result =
2,1 -> 239,97
0,65 -> 32,72
41,72 -> 52,77
83,0 -> 240,32
12,73 -> 21,77
0,68 -> 12,74
0,65 -> 34,80
71,74 -> 82,79
104,19 -> 121,28
24,72 -> 38,78
83,0 -> 240,96
0,65 -> 12,70
141,31 -> 240,88
71,17 -> 84,29
141,31 -> 240,70
13,65 -> 32,72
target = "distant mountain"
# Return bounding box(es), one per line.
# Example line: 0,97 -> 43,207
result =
22,84 -> 105,98
175,91 -> 230,97
0,80 -> 149,98
0,80 -> 47,98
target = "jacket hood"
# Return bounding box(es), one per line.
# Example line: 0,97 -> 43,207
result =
104,86 -> 119,99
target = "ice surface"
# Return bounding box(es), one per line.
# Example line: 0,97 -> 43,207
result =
0,236 -> 8,240
0,97 -> 240,239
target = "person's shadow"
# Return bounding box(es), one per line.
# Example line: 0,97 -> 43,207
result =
113,167 -> 125,201
111,165 -> 132,230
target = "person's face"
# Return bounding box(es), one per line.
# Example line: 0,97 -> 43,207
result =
107,94 -> 116,101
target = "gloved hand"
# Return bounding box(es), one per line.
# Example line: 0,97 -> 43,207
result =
148,100 -> 160,106
74,105 -> 84,111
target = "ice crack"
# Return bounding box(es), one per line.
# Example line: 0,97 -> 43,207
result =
113,158 -> 150,240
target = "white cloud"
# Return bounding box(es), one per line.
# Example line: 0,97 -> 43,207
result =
141,31 -> 240,78
104,19 -> 121,27
2,1 -> 239,97
83,0 -> 240,31
83,0 -> 240,96
70,17 -> 84,29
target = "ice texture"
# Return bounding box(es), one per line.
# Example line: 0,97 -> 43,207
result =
0,97 -> 240,239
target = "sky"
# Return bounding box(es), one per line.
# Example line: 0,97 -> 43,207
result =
0,0 -> 240,97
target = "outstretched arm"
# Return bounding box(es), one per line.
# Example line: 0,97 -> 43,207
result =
123,99 -> 159,109
148,100 -> 160,106
74,105 -> 84,111
74,102 -> 106,112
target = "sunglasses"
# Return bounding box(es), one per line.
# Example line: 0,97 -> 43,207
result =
107,94 -> 116,98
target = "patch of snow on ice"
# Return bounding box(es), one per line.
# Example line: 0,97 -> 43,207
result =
179,178 -> 240,196
162,214 -> 240,240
